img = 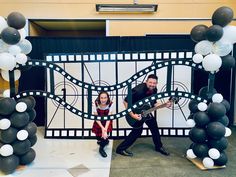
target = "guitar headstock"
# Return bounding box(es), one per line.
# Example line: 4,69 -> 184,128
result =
168,88 -> 180,104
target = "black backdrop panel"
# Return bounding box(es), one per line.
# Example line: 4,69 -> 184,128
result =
18,35 -> 234,126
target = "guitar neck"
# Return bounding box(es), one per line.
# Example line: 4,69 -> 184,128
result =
143,103 -> 167,115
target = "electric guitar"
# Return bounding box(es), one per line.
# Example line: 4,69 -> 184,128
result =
125,96 -> 180,128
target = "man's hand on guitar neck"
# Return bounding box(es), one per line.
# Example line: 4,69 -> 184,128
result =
165,100 -> 172,108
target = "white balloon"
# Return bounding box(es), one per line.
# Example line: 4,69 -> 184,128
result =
186,149 -> 196,159
0,118 -> 11,130
3,89 -> 10,97
208,148 -> 220,159
202,54 -> 222,72
197,102 -> 208,111
220,25 -> 236,44
17,130 -> 29,141
0,39 -> 9,53
0,52 -> 16,71
8,45 -> 22,56
202,157 -> 214,168
212,40 -> 233,56
0,144 -> 13,157
15,53 -> 28,64
1,69 -> 21,81
195,40 -> 213,56
192,53 -> 204,64
18,28 -> 27,41
16,102 -> 27,112
225,127 -> 232,137
186,119 -> 196,127
212,93 -> 223,103
0,16 -> 8,33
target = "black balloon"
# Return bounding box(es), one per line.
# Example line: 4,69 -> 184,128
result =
0,127 -> 17,143
198,86 -> 217,100
218,115 -> 229,126
206,122 -> 226,139
221,99 -> 230,112
221,55 -> 235,70
1,27 -> 21,45
187,113 -> 194,119
189,127 -> 207,143
208,137 -> 228,151
212,6 -> 234,27
19,148 -> 36,165
207,102 -> 226,120
28,134 -> 37,147
190,24 -> 208,42
12,139 -> 31,155
188,100 -> 199,113
0,155 -> 19,174
24,122 -> 37,137
214,151 -> 228,166
192,143 -> 209,158
7,12 -> 26,29
206,25 -> 223,42
10,112 -> 30,128
193,112 -> 210,128
27,109 -> 37,122
0,98 -> 16,116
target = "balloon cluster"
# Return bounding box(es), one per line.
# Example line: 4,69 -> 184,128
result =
0,96 -> 37,174
186,92 -> 231,168
191,6 -> 235,72
0,12 -> 32,85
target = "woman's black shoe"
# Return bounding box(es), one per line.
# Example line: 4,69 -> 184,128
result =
99,147 -> 107,158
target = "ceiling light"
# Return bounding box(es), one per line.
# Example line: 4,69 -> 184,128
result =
96,4 -> 158,13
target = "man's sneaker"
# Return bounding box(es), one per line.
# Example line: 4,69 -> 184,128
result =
116,149 -> 133,157
156,147 -> 170,156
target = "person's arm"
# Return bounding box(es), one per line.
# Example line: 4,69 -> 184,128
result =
104,103 -> 114,130
154,100 -> 172,109
123,100 -> 141,120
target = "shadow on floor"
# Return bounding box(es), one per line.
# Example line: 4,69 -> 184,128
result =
110,126 -> 236,177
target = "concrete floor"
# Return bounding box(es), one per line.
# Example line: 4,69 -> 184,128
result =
110,126 -> 236,177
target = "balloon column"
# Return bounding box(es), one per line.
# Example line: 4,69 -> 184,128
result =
0,12 -> 32,83
0,12 -> 36,174
191,6 -> 235,71
186,6 -> 235,169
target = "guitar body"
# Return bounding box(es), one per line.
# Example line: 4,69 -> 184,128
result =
125,104 -> 151,128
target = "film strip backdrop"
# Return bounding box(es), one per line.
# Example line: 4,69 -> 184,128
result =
32,50 -> 206,139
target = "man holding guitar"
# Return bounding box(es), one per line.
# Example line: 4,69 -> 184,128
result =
116,74 -> 172,157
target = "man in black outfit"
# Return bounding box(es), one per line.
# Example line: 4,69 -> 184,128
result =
116,74 -> 172,157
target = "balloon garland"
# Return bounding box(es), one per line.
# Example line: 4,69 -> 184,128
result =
187,6 -> 235,169
0,12 -> 36,174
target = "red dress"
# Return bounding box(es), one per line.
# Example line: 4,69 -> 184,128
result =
92,102 -> 113,137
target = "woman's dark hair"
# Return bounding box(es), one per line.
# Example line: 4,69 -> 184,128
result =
147,74 -> 158,81
96,91 -> 111,105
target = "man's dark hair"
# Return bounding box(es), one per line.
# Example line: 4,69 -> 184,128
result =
147,74 -> 158,81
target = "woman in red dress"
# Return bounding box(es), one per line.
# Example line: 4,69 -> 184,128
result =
92,91 -> 113,157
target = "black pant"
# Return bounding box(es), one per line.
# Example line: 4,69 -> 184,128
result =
97,136 -> 109,148
116,116 -> 163,151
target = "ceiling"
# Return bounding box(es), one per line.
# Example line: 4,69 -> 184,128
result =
30,20 -> 106,31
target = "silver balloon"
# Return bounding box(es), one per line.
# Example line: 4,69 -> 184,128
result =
17,39 -> 32,55
212,40 -> 233,56
195,40 -> 213,56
